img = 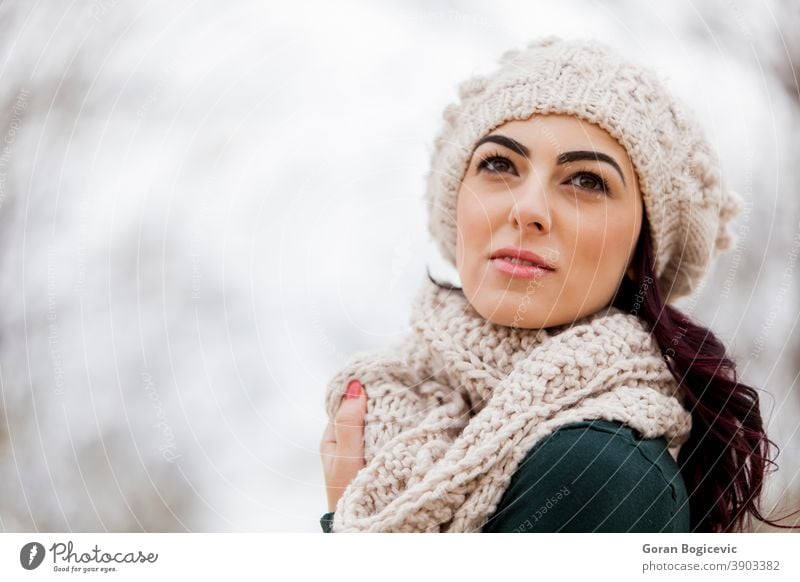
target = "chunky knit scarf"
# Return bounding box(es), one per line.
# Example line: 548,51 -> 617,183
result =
323,276 -> 692,533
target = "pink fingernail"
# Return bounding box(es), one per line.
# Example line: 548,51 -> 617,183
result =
345,379 -> 362,399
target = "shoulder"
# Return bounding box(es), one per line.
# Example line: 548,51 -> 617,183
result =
482,419 -> 690,533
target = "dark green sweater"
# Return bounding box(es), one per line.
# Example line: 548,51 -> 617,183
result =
320,419 -> 690,533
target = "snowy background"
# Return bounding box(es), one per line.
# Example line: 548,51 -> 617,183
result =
0,0 -> 798,532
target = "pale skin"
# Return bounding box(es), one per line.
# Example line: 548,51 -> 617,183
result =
320,113 -> 644,512
320,380 -> 367,513
457,113 -> 643,328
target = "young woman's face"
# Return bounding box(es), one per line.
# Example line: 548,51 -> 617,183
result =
456,114 -> 643,328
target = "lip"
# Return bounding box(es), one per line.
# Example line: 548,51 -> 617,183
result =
490,246 -> 556,269
490,246 -> 556,280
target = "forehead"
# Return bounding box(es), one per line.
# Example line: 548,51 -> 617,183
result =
484,114 -> 630,162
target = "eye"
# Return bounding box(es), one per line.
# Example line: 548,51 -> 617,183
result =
476,152 -> 517,176
567,171 -> 611,196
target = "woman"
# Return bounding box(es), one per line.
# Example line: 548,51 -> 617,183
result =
319,36 -> 799,533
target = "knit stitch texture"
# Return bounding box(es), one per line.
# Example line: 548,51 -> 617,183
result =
324,277 -> 692,532
424,36 -> 743,303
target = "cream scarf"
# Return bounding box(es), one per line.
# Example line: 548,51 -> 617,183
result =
323,276 -> 692,532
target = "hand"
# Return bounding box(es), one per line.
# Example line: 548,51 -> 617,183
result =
320,379 -> 367,513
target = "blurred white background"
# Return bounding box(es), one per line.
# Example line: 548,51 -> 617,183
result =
0,0 -> 798,532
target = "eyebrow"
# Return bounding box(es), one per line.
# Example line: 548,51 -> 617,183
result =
471,133 -> 627,186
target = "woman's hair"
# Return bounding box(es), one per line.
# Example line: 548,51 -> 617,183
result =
427,211 -> 800,532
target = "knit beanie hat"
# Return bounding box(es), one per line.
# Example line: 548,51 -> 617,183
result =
425,35 -> 743,303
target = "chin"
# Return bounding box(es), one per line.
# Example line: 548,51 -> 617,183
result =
468,289 -> 552,329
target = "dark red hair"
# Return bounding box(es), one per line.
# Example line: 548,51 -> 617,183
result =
428,212 -> 800,532
611,211 -> 800,532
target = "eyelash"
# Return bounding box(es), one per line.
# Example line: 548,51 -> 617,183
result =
475,151 -> 612,195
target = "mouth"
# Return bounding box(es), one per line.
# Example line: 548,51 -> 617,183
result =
491,257 -> 555,279
490,246 -> 556,280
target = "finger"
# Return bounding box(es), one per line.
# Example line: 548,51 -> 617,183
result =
338,379 -> 367,413
335,381 -> 367,451
320,420 -> 337,457
321,419 -> 336,445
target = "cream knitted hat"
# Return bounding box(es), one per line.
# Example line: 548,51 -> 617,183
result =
425,35 -> 743,303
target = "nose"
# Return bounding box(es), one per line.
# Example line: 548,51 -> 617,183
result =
508,174 -> 551,233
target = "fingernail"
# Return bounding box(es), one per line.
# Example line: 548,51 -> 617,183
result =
345,379 -> 362,399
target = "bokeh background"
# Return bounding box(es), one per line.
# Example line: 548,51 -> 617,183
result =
0,0 -> 798,532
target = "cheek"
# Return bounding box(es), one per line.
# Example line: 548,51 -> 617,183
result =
456,190 -> 492,251
572,211 -> 638,267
